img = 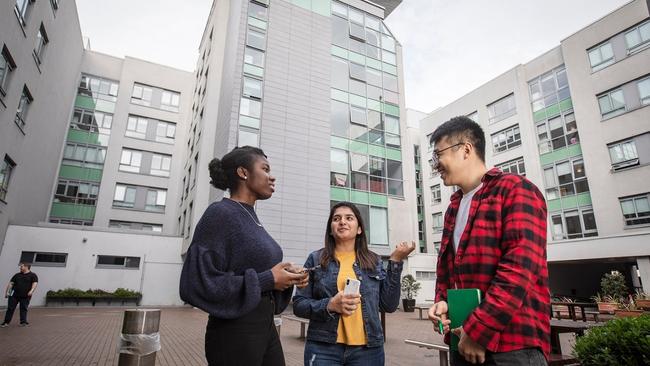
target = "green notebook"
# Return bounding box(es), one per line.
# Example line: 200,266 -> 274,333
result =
448,288 -> 482,351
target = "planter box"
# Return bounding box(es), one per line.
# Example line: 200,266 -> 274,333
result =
597,302 -> 618,314
635,299 -> 650,311
614,310 -> 644,318
46,296 -> 141,307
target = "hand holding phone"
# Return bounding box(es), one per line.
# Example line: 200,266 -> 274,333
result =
344,278 -> 360,295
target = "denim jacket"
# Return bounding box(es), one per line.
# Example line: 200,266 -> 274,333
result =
292,249 -> 403,347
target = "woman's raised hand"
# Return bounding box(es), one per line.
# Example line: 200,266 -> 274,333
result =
389,241 -> 416,262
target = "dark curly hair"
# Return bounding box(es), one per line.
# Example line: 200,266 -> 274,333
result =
208,146 -> 267,192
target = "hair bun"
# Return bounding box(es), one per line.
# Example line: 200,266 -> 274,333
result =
208,158 -> 228,190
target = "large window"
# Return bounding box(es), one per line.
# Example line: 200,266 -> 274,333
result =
619,194 -> 650,226
0,156 -> 16,201
1,46 -> 16,96
55,180 -> 99,206
369,207 -> 388,245
491,125 -> 521,153
96,255 -> 141,269
598,89 -> 626,118
63,143 -> 106,169
15,85 -> 33,130
431,184 -> 441,204
416,271 -> 436,281
160,90 -> 180,112
155,121 -> 176,144
529,66 -> 570,119
487,94 -> 516,123
536,112 -> 579,153
588,42 -> 614,71
33,23 -> 48,65
20,251 -> 67,267
113,184 -> 137,208
131,83 -> 153,106
496,157 -> 526,176
150,153 -> 172,177
109,220 -> 162,232
608,140 -> 639,170
126,115 -> 148,139
432,212 -> 443,232
145,189 -> 167,212
638,77 -> 650,106
78,75 -> 119,101
543,158 -> 589,199
119,149 -> 142,173
14,0 -> 33,27
243,77 -> 262,99
551,208 -> 597,240
624,19 -> 650,53
72,109 -> 113,134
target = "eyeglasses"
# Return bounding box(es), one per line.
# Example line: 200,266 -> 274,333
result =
432,142 -> 465,166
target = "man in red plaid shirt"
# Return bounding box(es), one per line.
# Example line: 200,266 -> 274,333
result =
427,116 -> 550,365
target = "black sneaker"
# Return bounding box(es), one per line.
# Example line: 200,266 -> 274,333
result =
19,322 -> 28,327
0,323 -> 8,328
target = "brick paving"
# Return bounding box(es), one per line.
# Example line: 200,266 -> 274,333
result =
0,306 -> 577,365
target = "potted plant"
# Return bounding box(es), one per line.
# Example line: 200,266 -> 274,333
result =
615,300 -> 644,318
595,271 -> 629,314
591,293 -> 619,315
573,314 -> 650,366
400,274 -> 421,312
634,290 -> 650,311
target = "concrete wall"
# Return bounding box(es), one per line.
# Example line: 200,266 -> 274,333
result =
0,225 -> 184,307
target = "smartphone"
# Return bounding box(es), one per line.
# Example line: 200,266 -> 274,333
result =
344,278 -> 360,295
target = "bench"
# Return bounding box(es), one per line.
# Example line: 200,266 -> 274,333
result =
282,315 -> 309,339
413,305 -> 431,320
584,310 -> 600,322
404,339 -> 449,366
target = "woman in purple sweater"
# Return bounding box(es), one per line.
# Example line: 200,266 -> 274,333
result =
180,146 -> 308,366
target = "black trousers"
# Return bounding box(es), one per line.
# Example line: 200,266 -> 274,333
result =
451,348 -> 547,366
4,296 -> 30,324
205,295 -> 285,366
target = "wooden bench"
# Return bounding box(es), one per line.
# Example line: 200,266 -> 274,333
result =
584,310 -> 600,322
282,315 -> 309,339
413,305 -> 431,320
404,339 -> 449,366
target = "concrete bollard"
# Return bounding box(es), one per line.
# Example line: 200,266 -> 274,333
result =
118,309 -> 161,366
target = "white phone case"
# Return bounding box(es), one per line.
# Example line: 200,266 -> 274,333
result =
344,278 -> 360,295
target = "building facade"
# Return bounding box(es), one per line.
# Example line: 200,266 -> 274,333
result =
419,0 -> 650,300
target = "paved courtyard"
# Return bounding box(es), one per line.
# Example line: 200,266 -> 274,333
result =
0,306 -> 578,365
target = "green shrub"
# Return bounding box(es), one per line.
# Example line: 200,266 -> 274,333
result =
573,314 -> 650,366
113,288 -> 141,297
46,288 -> 141,298
600,271 -> 628,301
401,274 -> 421,300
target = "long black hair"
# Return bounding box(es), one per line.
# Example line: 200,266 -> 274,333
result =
208,146 -> 266,192
320,202 -> 378,271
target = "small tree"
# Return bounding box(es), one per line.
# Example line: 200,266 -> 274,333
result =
600,271 -> 628,301
401,274 -> 421,300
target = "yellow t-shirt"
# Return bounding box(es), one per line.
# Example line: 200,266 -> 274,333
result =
335,251 -> 367,345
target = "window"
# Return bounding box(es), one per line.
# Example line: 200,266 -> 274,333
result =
487,94 -> 516,123
49,0 -> 58,12
608,140 -> 639,170
244,47 -> 264,67
155,121 -> 176,144
369,157 -> 386,193
369,207 -> 388,245
109,220 -> 162,232
240,97 -> 261,119
431,184 -> 441,204
529,67 -> 570,117
248,2 -> 267,21
119,149 -> 142,173
0,156 -> 16,201
72,109 -> 113,133
33,23 -> 48,65
598,89 -> 626,118
14,0 -> 33,27
126,115 -> 148,139
619,194 -> 650,226
145,189 -> 167,212
160,90 -> 180,112
15,85 -> 33,130
96,255 -> 141,269
247,27 -> 266,50
20,251 -> 66,267
551,208 -> 597,240
78,75 -> 119,101
536,112 -> 579,153
496,157 -> 526,176
330,149 -> 348,187
624,19 -> 650,53
432,212 -> 443,232
238,127 -> 259,147
55,180 -> 99,205
131,83 -> 152,106
349,62 -> 366,82
1,46 -> 16,96
49,218 -> 93,226
467,111 -> 478,122
638,77 -> 650,106
491,125 -> 521,153
588,42 -> 614,71
151,153 -> 171,177
63,143 -> 106,169
434,241 -> 441,255
113,184 -> 137,208
243,77 -> 262,99
416,271 -> 436,281
543,158 -> 589,199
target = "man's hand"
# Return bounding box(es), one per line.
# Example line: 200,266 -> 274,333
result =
428,301 -> 451,334
452,327 -> 486,364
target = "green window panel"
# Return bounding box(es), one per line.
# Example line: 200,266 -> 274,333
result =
243,64 -> 264,78
416,187 -> 422,194
75,95 -> 96,110
382,103 -> 400,117
369,193 -> 388,207
367,99 -> 381,112
330,187 -> 350,201
533,109 -> 547,122
331,45 -> 348,59
349,94 -> 366,108
292,0 -> 311,10
539,144 -> 582,166
418,214 -> 423,222
368,144 -> 386,158
331,136 -> 349,150
561,195 -> 579,209
545,103 -> 560,119
349,51 -> 366,65
382,63 -> 397,75
576,192 -> 592,206
351,190 -> 369,205
559,98 -> 573,112
366,58 -> 382,71
248,16 -> 267,30
50,202 -> 96,220
311,0 -> 331,16
547,198 -> 562,212
331,89 -> 348,103
349,141 -> 368,154
59,165 -> 103,182
67,129 -> 105,146
386,148 -> 402,161
415,163 -> 421,170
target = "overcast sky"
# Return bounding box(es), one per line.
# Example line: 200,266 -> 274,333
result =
77,0 -> 629,113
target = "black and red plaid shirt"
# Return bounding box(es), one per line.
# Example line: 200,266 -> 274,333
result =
434,168 -> 551,359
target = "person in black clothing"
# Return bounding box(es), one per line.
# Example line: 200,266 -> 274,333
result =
2,263 -> 38,327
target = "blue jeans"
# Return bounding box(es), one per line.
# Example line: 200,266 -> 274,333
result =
451,348 -> 547,366
304,341 -> 384,366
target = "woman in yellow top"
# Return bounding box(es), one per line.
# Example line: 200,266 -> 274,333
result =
293,202 -> 415,365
